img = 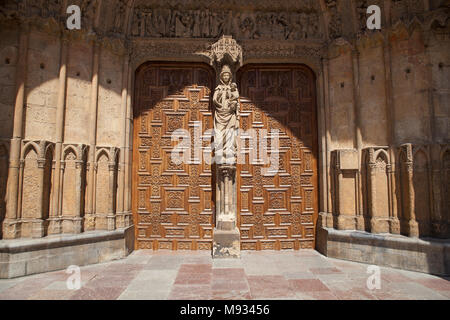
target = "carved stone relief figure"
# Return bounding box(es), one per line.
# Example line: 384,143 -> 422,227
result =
41,0 -> 61,19
213,65 -> 240,164
391,0 -> 424,24
81,0 -> 98,30
130,6 -> 323,40
326,0 -> 342,39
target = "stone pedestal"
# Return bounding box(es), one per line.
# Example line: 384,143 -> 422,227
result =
213,164 -> 240,258
213,227 -> 241,258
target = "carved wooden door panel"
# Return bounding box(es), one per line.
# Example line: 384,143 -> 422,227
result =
133,63 -> 214,250
237,65 -> 319,250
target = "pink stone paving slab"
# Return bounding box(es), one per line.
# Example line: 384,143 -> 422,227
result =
212,268 -> 246,279
247,275 -> 296,299
331,287 -> 379,300
70,286 -> 127,300
211,278 -> 250,291
85,274 -> 137,288
0,276 -> 56,300
168,284 -> 212,300
309,267 -> 343,275
212,290 -> 252,300
416,278 -> 450,291
1,250 -> 449,300
174,272 -> 212,285
27,289 -> 75,300
288,279 -> 331,292
381,271 -> 412,283
178,264 -> 212,273
295,291 -> 339,300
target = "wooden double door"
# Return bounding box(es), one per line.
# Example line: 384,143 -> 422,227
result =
133,62 -> 318,250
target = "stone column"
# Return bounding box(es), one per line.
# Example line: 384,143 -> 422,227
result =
317,63 -> 328,217
3,23 -> 29,239
16,159 -> 24,222
124,59 -> 133,227
336,162 -> 344,227
402,144 -> 419,237
367,152 -> 378,232
382,39 -> 400,232
387,162 -> 400,234
322,57 -> 333,228
398,144 -> 419,236
430,145 -> 443,236
73,159 -> 84,233
117,54 -> 129,228
107,159 -> 116,231
350,49 -> 365,230
33,149 -> 47,238
49,36 -> 69,235
216,165 -> 237,230
85,42 -> 100,231
405,160 -> 419,236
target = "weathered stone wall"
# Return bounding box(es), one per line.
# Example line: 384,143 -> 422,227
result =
358,39 -> 389,147
328,49 -> 356,150
0,24 -> 18,139
24,30 -> 59,142
64,40 -> 93,143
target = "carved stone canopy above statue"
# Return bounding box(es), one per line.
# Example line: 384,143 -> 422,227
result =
206,35 -> 243,76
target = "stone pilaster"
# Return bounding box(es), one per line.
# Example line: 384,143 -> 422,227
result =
333,149 -> 359,230
387,162 -> 400,234
85,42 -> 101,231
3,22 -> 29,239
107,161 -> 117,231
398,144 -> 419,237
117,53 -> 129,227
49,34 -> 69,235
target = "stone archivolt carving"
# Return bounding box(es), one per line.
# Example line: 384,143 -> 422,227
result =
391,0 -> 425,25
130,5 -> 323,40
355,0 -> 384,34
111,0 -> 127,34
325,0 -> 342,39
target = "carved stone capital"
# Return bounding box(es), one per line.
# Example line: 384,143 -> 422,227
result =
75,160 -> 84,170
219,164 -> 236,178
108,162 -> 116,171
37,158 -> 46,169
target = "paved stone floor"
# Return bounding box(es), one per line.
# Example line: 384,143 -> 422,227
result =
0,250 -> 449,300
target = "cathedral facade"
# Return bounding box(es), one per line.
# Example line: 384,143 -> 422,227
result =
0,0 -> 449,278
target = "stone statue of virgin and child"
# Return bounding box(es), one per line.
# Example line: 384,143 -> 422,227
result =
213,64 -> 240,165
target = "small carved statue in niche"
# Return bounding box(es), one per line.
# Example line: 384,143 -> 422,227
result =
213,64 -> 240,164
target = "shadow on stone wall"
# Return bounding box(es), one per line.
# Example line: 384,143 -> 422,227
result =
0,141 -> 9,239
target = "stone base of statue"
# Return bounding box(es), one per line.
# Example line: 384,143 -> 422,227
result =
213,227 -> 241,258
213,164 -> 240,258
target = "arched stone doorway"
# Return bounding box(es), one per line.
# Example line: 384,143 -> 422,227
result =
132,62 -> 319,251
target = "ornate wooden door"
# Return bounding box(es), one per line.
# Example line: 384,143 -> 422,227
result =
133,62 -> 215,250
237,65 -> 319,250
